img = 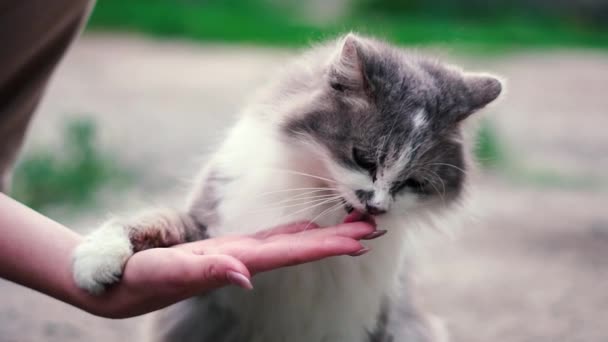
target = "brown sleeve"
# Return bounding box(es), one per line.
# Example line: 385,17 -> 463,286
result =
0,0 -> 95,192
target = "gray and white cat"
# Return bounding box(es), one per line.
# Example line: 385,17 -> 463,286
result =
72,33 -> 502,342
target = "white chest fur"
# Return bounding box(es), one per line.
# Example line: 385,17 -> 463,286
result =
191,117 -> 410,342
214,231 -> 406,342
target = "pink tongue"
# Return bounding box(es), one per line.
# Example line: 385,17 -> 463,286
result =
343,210 -> 376,225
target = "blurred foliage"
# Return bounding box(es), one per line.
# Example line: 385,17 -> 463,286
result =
85,0 -> 605,189
88,0 -> 608,51
356,0 -> 608,28
88,0 -> 323,46
475,119 -> 505,168
11,118 -> 129,211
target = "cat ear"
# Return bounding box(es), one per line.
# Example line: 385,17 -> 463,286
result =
449,73 -> 502,122
464,73 -> 503,111
329,34 -> 366,92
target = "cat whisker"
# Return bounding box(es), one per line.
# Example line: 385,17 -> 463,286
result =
251,189 -> 339,207
262,167 -> 339,185
420,174 -> 447,203
271,197 -> 344,225
424,162 -> 468,175
301,200 -> 346,231
274,189 -> 339,202
188,194 -> 343,222
425,177 -> 446,202
264,193 -> 344,207
252,197 -> 345,239
256,187 -> 338,198
418,167 -> 447,196
188,188 -> 341,222
245,195 -> 344,215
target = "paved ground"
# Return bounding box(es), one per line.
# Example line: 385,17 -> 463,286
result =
1,34 -> 607,342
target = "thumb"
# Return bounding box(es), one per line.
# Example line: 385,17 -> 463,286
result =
189,254 -> 253,291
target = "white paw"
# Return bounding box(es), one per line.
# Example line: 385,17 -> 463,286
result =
72,221 -> 133,295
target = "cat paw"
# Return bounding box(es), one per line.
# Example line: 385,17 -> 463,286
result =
72,221 -> 133,295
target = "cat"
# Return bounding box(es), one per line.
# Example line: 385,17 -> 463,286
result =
72,33 -> 502,342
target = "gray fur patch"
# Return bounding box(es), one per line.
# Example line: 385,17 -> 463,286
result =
367,302 -> 394,342
282,34 -> 499,205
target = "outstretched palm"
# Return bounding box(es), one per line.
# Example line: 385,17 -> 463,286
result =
101,221 -> 376,318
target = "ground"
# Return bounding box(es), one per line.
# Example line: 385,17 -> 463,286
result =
1,34 -> 607,342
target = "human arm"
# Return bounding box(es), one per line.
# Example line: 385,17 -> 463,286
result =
0,193 -> 377,318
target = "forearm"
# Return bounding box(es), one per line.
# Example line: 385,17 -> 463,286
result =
0,193 -> 377,319
0,194 -> 110,315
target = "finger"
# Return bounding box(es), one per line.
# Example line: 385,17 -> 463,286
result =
252,221 -> 320,239
115,252 -> 254,317
175,221 -> 375,255
175,221 -> 319,252
175,234 -> 248,253
228,222 -> 375,271
176,222 -> 378,260
343,211 -> 377,226
245,236 -> 367,274
180,254 -> 253,291
280,221 -> 376,241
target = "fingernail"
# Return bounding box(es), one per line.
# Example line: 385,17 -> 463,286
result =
227,271 -> 253,290
362,229 -> 387,240
349,247 -> 371,257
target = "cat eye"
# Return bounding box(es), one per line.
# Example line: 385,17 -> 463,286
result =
393,178 -> 427,194
352,147 -> 376,174
330,81 -> 346,92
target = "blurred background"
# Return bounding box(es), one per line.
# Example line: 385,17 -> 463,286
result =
2,0 -> 608,341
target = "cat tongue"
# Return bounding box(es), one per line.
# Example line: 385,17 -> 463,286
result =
343,210 -> 376,225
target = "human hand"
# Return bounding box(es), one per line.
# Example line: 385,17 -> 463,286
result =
94,221 -> 381,318
0,194 -> 383,319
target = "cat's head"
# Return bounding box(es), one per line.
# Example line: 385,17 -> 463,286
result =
283,33 -> 502,216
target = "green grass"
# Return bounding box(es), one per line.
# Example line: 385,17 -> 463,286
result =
87,0 -> 608,52
11,118 -> 130,211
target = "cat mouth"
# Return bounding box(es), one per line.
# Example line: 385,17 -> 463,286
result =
342,208 -> 376,225
341,198 -> 376,224
342,199 -> 382,225
343,201 -> 354,214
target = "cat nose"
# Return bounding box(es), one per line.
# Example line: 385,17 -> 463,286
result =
365,204 -> 387,216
